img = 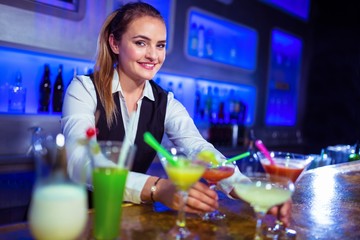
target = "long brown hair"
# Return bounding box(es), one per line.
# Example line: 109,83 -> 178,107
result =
94,2 -> 164,127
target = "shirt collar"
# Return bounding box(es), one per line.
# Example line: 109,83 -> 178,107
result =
112,71 -> 155,101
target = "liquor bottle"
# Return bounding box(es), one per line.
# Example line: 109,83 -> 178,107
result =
8,71 -> 26,113
348,141 -> 360,162
38,64 -> 51,113
52,64 -> 64,113
204,27 -> 215,59
188,22 -> 198,56
197,25 -> 205,58
194,84 -> 201,120
237,129 -> 264,174
176,82 -> 184,104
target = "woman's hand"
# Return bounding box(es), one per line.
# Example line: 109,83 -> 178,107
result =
267,199 -> 292,227
156,179 -> 218,214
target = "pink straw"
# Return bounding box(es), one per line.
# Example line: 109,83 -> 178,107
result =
255,140 -> 275,165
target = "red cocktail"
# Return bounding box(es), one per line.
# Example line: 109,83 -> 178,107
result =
203,166 -> 235,184
202,164 -> 235,221
258,151 -> 313,183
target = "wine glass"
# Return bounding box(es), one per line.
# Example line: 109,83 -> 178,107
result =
159,147 -> 206,239
201,161 -> 235,221
233,173 -> 295,240
257,151 -> 314,238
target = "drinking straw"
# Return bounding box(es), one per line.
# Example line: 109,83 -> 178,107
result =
255,139 -> 275,165
224,151 -> 250,165
118,112 -> 136,168
143,132 -> 178,167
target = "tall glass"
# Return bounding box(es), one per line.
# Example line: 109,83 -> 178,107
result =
159,147 -> 206,239
89,141 -> 136,240
257,151 -> 314,238
233,173 -> 294,240
201,161 -> 235,221
29,134 -> 88,240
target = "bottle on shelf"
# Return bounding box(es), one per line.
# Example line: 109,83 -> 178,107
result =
38,64 -> 51,113
211,87 -> 220,123
236,129 -> 264,174
194,84 -> 201,120
52,64 -> 64,113
8,71 -> 27,113
197,25 -> 205,58
204,27 -> 215,59
188,22 -> 198,57
176,82 -> 184,104
204,86 -> 212,122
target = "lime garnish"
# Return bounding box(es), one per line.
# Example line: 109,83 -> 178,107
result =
196,151 -> 219,166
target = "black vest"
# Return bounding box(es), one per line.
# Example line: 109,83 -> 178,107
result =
91,75 -> 168,173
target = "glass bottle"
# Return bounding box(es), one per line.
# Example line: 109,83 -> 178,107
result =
188,22 -> 198,57
8,71 -> 26,113
52,64 -> 64,113
38,64 -> 51,113
237,129 -> 264,174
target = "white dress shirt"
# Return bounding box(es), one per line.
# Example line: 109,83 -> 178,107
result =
61,71 -> 244,204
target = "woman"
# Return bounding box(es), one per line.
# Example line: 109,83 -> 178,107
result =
61,2 -> 291,224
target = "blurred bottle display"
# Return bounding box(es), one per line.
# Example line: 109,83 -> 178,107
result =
348,142 -> 360,162
52,64 -> 64,113
38,64 -> 51,113
8,71 -> 27,113
237,129 -> 264,174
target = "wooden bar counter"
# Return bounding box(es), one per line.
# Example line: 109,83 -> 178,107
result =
0,161 -> 360,239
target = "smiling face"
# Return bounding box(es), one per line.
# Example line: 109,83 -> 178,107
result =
109,16 -> 166,84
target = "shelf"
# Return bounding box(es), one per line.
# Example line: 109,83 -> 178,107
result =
185,7 -> 258,71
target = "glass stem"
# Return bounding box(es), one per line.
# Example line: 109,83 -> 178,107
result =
176,190 -> 189,228
255,212 -> 265,240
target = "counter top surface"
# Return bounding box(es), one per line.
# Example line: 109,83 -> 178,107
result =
0,161 -> 360,239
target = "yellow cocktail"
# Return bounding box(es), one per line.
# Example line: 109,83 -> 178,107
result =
165,162 -> 205,191
161,150 -> 205,240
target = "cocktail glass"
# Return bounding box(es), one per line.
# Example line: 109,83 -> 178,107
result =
158,147 -> 206,239
201,162 -> 235,221
233,173 -> 294,240
257,151 -> 314,238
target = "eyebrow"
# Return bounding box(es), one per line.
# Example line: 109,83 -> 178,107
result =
133,35 -> 166,43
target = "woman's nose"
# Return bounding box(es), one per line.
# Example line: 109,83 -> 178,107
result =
145,46 -> 158,60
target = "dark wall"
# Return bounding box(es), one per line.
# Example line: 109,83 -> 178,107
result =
303,1 -> 360,153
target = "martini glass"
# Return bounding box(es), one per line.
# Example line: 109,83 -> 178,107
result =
159,147 -> 206,239
233,173 -> 294,240
257,151 -> 314,239
201,161 -> 235,221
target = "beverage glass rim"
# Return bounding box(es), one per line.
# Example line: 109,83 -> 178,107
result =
257,151 -> 314,164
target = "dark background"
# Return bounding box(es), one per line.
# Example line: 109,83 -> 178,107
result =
303,1 -> 360,153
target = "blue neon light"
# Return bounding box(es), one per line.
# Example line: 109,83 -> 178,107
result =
260,0 -> 310,21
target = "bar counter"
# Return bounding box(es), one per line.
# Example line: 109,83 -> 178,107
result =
0,161 -> 359,239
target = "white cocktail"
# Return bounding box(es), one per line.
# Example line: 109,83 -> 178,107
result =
29,184 -> 87,240
233,174 -> 294,240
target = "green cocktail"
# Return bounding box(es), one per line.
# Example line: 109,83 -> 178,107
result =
93,167 -> 128,240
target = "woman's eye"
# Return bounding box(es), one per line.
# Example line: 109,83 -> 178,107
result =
157,43 -> 166,49
135,41 -> 146,47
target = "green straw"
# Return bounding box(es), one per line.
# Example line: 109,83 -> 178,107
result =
143,132 -> 178,167
224,151 -> 250,165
